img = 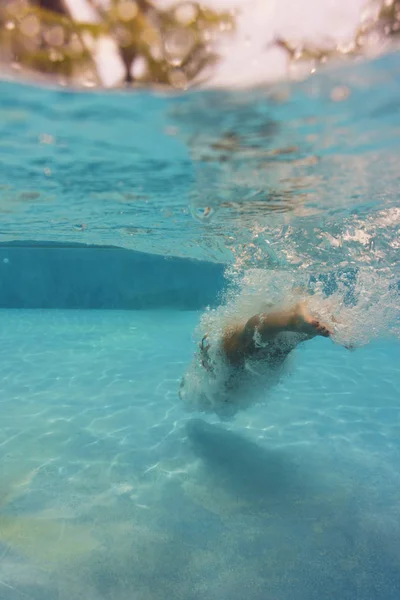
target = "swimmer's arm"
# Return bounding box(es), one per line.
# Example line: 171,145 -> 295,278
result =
244,309 -> 300,338
222,309 -> 299,366
222,302 -> 339,365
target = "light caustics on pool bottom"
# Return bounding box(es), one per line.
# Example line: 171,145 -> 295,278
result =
0,52 -> 399,599
0,309 -> 400,600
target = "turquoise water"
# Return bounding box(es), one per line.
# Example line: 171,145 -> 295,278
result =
1,310 -> 399,599
0,52 -> 400,599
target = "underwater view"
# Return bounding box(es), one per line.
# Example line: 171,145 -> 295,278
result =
0,1 -> 400,599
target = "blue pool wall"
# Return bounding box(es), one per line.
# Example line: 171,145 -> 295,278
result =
0,242 -> 225,309
1,243 -> 389,311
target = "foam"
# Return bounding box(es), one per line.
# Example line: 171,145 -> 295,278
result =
179,262 -> 399,418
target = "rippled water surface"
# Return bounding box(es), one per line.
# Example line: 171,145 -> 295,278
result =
1,53 -> 399,271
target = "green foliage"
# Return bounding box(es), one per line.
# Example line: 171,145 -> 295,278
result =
0,0 -> 235,87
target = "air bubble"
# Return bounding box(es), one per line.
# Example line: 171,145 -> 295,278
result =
43,25 -> 65,47
174,3 -> 198,26
330,86 -> 350,102
49,49 -> 64,63
191,206 -> 215,222
168,68 -> 189,89
39,133 -> 55,145
20,15 -> 40,38
117,0 -> 138,22
164,28 -> 195,65
288,59 -> 317,81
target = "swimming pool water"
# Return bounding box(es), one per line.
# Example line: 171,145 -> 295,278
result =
1,53 -> 400,271
0,34 -> 400,600
1,308 -> 399,600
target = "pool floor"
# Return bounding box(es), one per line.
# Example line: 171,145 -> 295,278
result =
1,309 -> 400,600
